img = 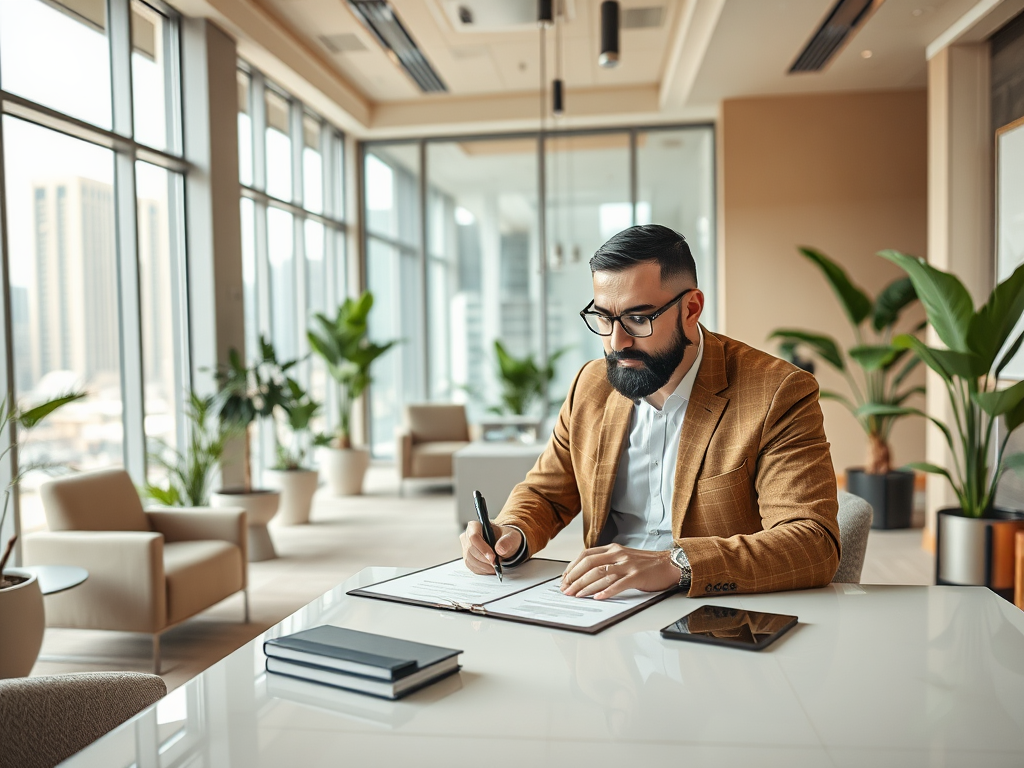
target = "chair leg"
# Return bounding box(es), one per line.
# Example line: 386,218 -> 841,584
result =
153,634 -> 161,675
243,589 -> 250,624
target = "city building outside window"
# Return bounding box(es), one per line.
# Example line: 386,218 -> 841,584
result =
0,0 -> 189,537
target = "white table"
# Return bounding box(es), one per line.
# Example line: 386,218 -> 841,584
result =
453,441 -> 545,526
59,572 -> 1024,767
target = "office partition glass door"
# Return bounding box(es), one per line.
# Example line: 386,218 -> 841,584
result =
636,128 -> 717,330
425,138 -> 541,422
545,132 -> 631,410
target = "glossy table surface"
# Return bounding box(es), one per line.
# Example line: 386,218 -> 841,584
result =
60,569 -> 1024,768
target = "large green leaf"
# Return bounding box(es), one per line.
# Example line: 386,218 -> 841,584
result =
879,250 -> 974,352
768,329 -> 844,371
872,276 -> 917,332
966,261 -> 1024,371
819,389 -> 856,414
1006,394 -> 1024,436
891,334 -> 985,381
972,379 -> 1024,418
1002,452 -> 1024,477
891,354 -> 921,388
849,345 -> 901,371
904,461 -> 954,484
996,328 -> 1024,379
17,391 -> 86,428
799,247 -> 872,327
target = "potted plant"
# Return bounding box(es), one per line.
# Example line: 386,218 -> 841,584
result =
769,247 -> 923,528
480,341 -> 567,442
880,250 -> 1024,597
144,392 -> 234,507
209,336 -> 294,561
308,292 -> 397,496
0,390 -> 85,678
265,377 -> 326,525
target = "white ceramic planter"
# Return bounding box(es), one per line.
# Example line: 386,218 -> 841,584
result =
211,489 -> 281,562
321,447 -> 370,496
0,568 -> 44,678
265,469 -> 319,525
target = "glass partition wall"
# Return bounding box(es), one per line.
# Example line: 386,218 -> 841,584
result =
363,126 -> 715,458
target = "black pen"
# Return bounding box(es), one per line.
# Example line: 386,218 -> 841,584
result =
473,490 -> 503,582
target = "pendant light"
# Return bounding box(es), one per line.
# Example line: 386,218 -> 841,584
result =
599,1 -> 619,68
552,1 -> 564,116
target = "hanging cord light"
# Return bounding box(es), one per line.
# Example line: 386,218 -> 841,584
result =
552,1 -> 564,116
538,0 -> 550,135
599,1 -> 620,68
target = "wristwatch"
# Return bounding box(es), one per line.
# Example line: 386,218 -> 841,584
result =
669,546 -> 692,590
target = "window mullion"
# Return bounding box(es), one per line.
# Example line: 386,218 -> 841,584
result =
251,72 -> 267,192
108,0 -> 134,137
114,154 -> 147,484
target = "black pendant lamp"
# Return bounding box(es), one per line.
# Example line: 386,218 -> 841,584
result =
537,0 -> 553,27
599,1 -> 619,68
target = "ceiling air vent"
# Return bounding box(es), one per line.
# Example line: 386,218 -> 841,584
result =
347,0 -> 448,92
622,6 -> 664,30
318,33 -> 368,54
789,0 -> 881,73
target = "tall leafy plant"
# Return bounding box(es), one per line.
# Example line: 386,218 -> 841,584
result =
491,341 -> 566,417
769,247 -> 922,474
307,292 -> 397,449
879,250 -> 1024,518
145,393 -> 234,507
273,378 -> 325,471
213,336 -> 296,491
0,391 -> 86,583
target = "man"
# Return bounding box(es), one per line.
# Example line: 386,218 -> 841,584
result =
461,225 -> 840,599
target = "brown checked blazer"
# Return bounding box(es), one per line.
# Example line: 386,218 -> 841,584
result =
495,327 -> 841,596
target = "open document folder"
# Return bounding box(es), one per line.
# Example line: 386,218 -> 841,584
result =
348,558 -> 675,634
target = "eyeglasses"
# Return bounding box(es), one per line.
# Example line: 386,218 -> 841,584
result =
579,289 -> 693,338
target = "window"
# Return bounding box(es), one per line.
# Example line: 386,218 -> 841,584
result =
364,127 -> 716,458
0,0 -> 188,541
237,63 -> 347,479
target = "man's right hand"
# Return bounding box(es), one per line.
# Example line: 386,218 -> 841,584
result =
460,521 -> 523,575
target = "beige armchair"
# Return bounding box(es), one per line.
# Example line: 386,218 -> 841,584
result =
397,403 -> 471,492
23,468 -> 248,673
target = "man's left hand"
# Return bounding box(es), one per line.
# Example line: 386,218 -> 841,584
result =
560,543 -> 679,599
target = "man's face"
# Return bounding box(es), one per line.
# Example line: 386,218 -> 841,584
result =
591,262 -> 701,400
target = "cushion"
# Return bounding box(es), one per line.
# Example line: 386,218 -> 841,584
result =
163,541 -> 244,625
40,468 -> 150,532
405,404 -> 470,444
410,441 -> 470,478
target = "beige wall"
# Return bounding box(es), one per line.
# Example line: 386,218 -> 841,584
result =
721,90 -> 928,476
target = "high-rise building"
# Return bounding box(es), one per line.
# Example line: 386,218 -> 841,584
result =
30,177 -> 118,385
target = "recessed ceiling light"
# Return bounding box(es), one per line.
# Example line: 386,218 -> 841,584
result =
861,50 -> 872,59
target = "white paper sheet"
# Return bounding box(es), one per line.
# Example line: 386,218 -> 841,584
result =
484,581 -> 667,628
359,558 -> 565,607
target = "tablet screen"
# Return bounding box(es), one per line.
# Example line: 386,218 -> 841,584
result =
660,605 -> 798,650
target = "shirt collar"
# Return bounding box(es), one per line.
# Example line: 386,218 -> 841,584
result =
643,325 -> 704,413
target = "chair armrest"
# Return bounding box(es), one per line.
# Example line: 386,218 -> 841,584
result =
23,531 -> 166,633
145,507 -> 246,547
395,428 -> 414,479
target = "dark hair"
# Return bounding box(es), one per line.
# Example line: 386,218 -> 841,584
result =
589,224 -> 697,285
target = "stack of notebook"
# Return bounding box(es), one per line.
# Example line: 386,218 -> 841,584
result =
264,625 -> 462,700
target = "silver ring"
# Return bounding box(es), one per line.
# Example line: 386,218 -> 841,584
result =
603,564 -> 609,574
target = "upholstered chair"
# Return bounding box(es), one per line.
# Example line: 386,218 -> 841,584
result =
396,404 -> 472,492
0,672 -> 166,768
23,468 -> 248,672
833,491 -> 874,583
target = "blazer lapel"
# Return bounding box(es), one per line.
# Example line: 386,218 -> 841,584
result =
587,391 -> 633,547
671,328 -> 729,534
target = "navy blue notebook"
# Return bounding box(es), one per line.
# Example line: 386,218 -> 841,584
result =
264,625 -> 461,681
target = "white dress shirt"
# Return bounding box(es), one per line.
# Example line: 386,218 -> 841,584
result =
602,325 -> 705,551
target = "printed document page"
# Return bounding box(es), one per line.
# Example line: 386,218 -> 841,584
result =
483,580 -> 669,629
358,558 -> 566,607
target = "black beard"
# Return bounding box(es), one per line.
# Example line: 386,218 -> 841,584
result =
604,327 -> 692,401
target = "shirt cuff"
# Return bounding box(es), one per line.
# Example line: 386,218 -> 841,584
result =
500,525 -> 530,567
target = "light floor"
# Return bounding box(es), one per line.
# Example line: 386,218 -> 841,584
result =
30,465 -> 934,692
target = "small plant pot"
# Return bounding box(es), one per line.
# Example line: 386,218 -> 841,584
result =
212,488 -> 281,562
265,469 -> 319,525
846,468 -> 915,530
321,447 -> 370,496
0,568 -> 45,678
936,507 -> 1024,600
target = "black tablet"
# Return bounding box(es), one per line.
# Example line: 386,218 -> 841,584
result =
660,605 -> 798,651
